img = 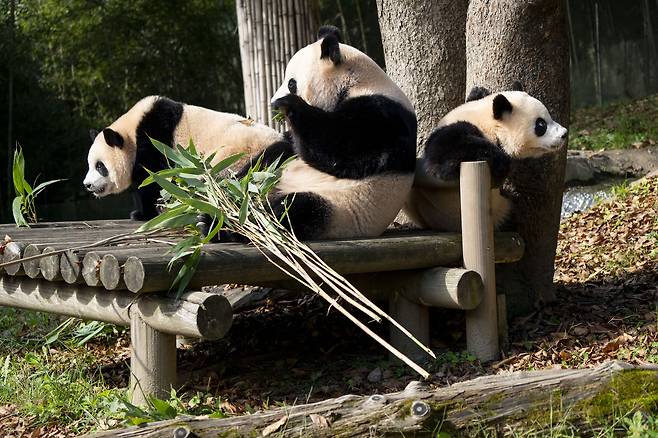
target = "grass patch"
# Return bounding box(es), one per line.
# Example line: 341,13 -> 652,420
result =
570,94 -> 658,151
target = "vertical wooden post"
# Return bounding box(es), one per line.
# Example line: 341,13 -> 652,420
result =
130,311 -> 177,406
389,291 -> 430,362
460,161 -> 499,362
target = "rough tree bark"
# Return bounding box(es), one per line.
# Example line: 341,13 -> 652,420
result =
235,0 -> 318,128
92,361 -> 655,437
376,0 -> 468,151
465,0 -> 570,314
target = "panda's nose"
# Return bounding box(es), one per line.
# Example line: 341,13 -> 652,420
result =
84,182 -> 92,191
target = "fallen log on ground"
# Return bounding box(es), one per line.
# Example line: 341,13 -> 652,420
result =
90,361 -> 658,437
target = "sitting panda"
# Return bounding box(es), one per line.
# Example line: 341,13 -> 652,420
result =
83,96 -> 289,220
255,25 -> 417,240
404,85 -> 568,231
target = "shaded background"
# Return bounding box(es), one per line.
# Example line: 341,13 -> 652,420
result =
0,0 -> 655,222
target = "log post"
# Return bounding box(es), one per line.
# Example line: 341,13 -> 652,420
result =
460,161 -> 499,362
130,311 -> 177,406
2,242 -> 25,276
39,246 -> 62,281
389,291 -> 429,363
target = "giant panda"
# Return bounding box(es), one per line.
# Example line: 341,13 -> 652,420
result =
83,96 -> 290,220
404,85 -> 568,231
256,26 -> 417,240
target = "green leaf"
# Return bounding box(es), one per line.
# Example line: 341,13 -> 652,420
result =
12,148 -> 25,196
238,197 -> 249,225
182,198 -> 223,217
31,179 -> 65,196
170,247 -> 201,298
176,144 -> 203,168
12,197 -> 28,227
150,398 -> 177,419
148,169 -> 193,201
209,153 -> 244,176
149,137 -> 189,167
139,167 -> 203,188
136,205 -> 189,232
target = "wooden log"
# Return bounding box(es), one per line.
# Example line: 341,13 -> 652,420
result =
82,251 -> 102,287
389,291 -> 429,362
2,242 -> 25,276
461,161 -> 499,362
22,243 -> 45,278
130,311 -> 177,406
60,250 -> 82,284
39,246 -> 62,281
100,254 -> 127,290
122,233 -> 523,293
89,361 -> 657,437
0,277 -> 232,340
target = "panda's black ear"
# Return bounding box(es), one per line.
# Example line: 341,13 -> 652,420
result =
89,129 -> 99,141
103,128 -> 124,148
510,81 -> 525,92
466,86 -> 491,102
493,94 -> 513,120
319,27 -> 342,65
318,25 -> 342,42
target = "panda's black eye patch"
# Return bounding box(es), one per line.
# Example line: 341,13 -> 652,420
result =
288,78 -> 297,94
535,118 -> 547,137
96,161 -> 108,177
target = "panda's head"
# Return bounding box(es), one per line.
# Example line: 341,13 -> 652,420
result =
271,25 -> 410,112
488,91 -> 567,158
83,127 -> 135,197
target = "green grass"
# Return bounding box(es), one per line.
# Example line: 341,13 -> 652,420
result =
570,94 -> 658,151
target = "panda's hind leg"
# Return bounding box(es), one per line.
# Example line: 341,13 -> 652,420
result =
269,192 -> 332,241
424,121 -> 511,187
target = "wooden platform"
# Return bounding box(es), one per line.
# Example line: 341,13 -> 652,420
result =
0,161 -> 522,405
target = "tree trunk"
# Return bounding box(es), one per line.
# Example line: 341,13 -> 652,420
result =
376,0 -> 468,151
93,361 -> 655,437
235,0 -> 318,129
465,0 -> 570,313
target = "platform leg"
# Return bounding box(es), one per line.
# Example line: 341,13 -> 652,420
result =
389,291 -> 430,363
130,311 -> 177,406
461,161 -> 500,362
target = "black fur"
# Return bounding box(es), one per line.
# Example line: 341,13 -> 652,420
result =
424,121 -> 511,187
270,191 -> 332,241
493,94 -> 513,120
318,25 -> 341,42
235,132 -> 295,178
271,93 -> 417,179
320,33 -> 342,64
103,128 -> 124,148
131,97 -> 184,220
510,81 -> 524,92
466,86 -> 491,102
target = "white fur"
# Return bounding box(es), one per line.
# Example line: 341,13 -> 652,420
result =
405,91 -> 567,231
84,96 -> 282,197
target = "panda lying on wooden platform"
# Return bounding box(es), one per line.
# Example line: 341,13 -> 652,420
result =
404,84 -> 568,231
83,96 -> 288,220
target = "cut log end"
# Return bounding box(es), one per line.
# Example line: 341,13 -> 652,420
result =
124,256 -> 145,293
60,250 -> 81,284
22,244 -> 42,278
196,294 -> 233,339
82,252 -> 102,287
100,254 -> 125,290
3,242 -> 26,276
39,247 -> 62,281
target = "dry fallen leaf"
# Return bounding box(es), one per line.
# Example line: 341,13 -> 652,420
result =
309,413 -> 330,428
262,416 -> 288,436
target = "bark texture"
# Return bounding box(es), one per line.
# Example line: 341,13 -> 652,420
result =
376,0 -> 468,151
465,0 -> 570,313
92,361 -> 656,437
236,0 -> 318,128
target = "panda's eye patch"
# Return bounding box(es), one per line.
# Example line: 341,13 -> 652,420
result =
535,118 -> 547,137
288,78 -> 297,94
96,161 -> 108,177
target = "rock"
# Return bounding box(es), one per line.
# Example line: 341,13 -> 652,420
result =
367,367 -> 383,383
565,147 -> 658,185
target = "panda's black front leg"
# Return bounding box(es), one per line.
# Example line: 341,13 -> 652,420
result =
131,185 -> 159,221
423,121 -> 511,187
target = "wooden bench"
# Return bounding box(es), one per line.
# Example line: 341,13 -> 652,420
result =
0,161 -> 523,405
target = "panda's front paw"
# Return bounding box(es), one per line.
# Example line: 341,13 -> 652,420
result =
272,94 -> 306,117
130,209 -> 146,221
490,151 -> 512,188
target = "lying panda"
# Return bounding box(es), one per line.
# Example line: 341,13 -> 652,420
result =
83,96 -> 289,220
404,85 -> 568,231
258,26 -> 417,240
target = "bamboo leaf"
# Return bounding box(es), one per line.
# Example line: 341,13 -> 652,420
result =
136,205 -> 189,232
148,137 -> 189,167
139,168 -> 203,188
12,197 -> 29,227
31,179 -> 65,196
147,169 -> 193,201
210,153 -> 244,176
